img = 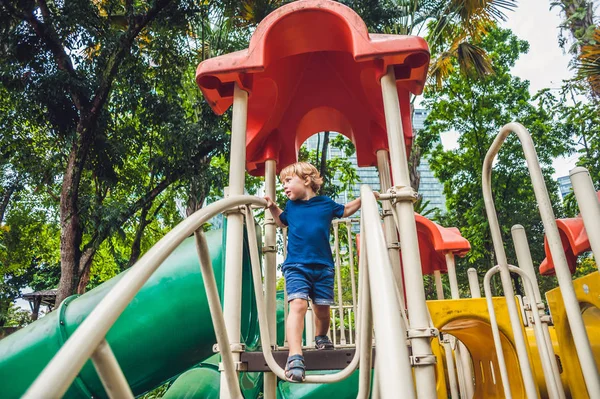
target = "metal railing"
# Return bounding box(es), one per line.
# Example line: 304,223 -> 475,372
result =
24,195 -> 266,399
482,122 -> 600,397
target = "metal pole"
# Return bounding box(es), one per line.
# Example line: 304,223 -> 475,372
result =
331,308 -> 337,347
194,230 -> 243,398
570,167 -> 600,271
376,150 -> 406,308
445,253 -> 460,299
282,227 -> 288,347
511,225 -> 565,398
509,266 -> 562,399
347,307 -> 353,345
434,270 -> 445,299
357,230 -> 374,399
484,122 -> 600,396
362,185 -> 416,398
263,160 -> 277,399
346,220 -> 358,326
91,340 -> 134,399
305,306 -> 315,348
334,223 -> 346,345
220,83 -> 248,399
483,266 -> 513,399
443,338 -> 460,399
381,66 -> 437,398
467,268 -> 481,298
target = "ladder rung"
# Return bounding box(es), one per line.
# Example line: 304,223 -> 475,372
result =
240,348 -> 377,372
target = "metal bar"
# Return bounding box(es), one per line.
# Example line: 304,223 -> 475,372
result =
434,270 -> 445,300
361,185 -> 416,398
376,149 -> 406,308
263,159 -> 277,399
570,167 -> 600,271
483,266 -> 513,399
443,339 -> 460,399
511,224 -> 565,397
347,308 -> 353,345
508,266 -> 562,399
483,122 -> 600,396
305,306 -> 315,348
346,220 -> 358,330
220,83 -> 249,399
24,195 -> 266,398
91,340 -> 134,399
357,224 -> 374,399
282,227 -> 288,347
445,253 -> 460,299
467,268 -> 481,298
194,230 -> 243,399
381,65 -> 436,398
332,309 -> 337,347
243,206 -> 363,383
333,223 -> 347,344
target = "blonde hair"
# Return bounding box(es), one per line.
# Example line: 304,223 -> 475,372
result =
279,162 -> 323,193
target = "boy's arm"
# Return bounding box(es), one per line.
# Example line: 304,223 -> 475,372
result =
343,191 -> 380,218
264,196 -> 286,228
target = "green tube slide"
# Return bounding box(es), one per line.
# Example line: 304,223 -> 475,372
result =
0,224 -> 365,398
0,227 -> 260,398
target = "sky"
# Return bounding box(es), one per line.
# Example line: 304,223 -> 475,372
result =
439,0 -> 585,179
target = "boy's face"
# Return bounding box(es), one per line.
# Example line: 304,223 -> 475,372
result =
282,174 -> 312,201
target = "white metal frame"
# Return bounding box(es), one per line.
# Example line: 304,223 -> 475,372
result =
482,122 -> 600,397
570,167 -> 600,271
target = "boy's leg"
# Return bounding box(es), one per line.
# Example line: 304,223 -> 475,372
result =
312,304 -> 331,336
286,298 -> 308,356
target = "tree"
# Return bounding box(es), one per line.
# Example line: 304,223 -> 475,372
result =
419,27 -> 572,294
0,0 -> 244,305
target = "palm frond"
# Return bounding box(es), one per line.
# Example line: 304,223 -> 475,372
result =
456,41 -> 494,78
578,27 -> 600,96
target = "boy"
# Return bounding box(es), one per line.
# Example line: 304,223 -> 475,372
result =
264,161 -> 370,382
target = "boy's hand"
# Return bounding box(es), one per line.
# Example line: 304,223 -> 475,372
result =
373,191 -> 380,200
264,196 -> 275,209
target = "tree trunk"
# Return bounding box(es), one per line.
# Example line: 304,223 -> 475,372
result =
409,144 -> 422,191
56,142 -> 85,306
319,131 -> 329,182
0,181 -> 17,224
128,204 -> 152,267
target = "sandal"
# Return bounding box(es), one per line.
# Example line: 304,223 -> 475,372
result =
315,335 -> 334,350
285,354 -> 306,382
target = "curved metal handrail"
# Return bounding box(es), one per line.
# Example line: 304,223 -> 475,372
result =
482,122 -> 600,396
25,195 -> 267,399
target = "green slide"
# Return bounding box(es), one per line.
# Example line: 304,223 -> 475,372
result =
0,226 -> 363,398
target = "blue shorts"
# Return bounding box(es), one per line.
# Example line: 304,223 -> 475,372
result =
282,263 -> 335,306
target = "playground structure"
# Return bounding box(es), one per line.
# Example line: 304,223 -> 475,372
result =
1,0 -> 599,397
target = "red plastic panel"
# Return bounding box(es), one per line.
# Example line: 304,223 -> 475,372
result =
539,217 -> 591,276
196,0 -> 429,176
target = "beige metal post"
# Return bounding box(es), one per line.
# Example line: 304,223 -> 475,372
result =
220,83 -> 248,399
570,167 -> 600,270
333,223 -> 347,345
445,253 -> 460,299
511,225 -> 565,398
346,220 -> 358,325
263,159 -> 277,399
376,149 -> 406,307
282,227 -> 288,346
484,122 -> 600,397
443,337 -> 460,399
361,185 -> 417,398
305,305 -> 315,348
91,340 -> 134,399
357,223 -> 374,399
381,66 -> 437,398
434,270 -> 445,299
467,268 -> 481,298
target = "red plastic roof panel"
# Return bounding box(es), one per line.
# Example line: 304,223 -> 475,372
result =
539,217 -> 591,276
196,0 -> 430,176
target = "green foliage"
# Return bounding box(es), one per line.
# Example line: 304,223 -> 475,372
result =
1,302 -> 32,328
419,27 -> 572,293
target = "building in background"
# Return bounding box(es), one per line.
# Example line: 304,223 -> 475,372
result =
304,109 -> 445,214
557,175 -> 573,200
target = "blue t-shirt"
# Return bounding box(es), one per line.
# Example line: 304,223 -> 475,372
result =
279,196 -> 345,268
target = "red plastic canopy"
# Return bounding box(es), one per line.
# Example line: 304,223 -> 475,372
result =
196,0 -> 430,176
539,191 -> 599,276
415,214 -> 471,275
356,215 -> 471,276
